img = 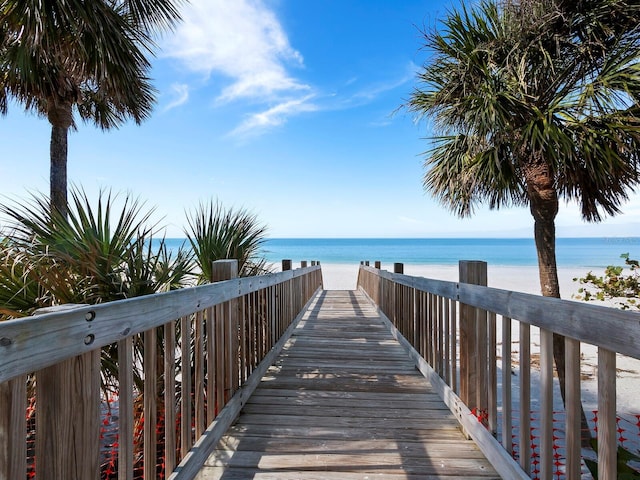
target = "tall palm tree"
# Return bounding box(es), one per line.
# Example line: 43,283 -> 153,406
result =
407,0 -> 640,443
0,0 -> 183,215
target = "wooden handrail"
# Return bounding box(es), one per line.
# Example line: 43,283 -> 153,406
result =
358,263 -> 640,480
359,265 -> 640,358
0,263 -> 323,480
0,266 -> 321,383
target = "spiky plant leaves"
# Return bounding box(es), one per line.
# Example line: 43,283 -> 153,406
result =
0,239 -> 43,319
0,187 -> 162,305
185,200 -> 271,283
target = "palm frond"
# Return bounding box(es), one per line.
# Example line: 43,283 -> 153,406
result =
185,201 -> 271,282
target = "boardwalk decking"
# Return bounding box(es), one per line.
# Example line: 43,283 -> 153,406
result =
196,290 -> 500,479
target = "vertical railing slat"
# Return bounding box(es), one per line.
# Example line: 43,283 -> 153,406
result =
444,298 -> 451,385
180,315 -> 193,456
598,348 -> 617,480
206,307 -> 215,426
194,310 -> 205,437
451,299 -> 458,395
0,376 -> 27,480
540,327 -> 554,479
519,323 -> 531,475
118,337 -> 134,480
164,322 -> 177,475
488,310 -> 497,435
565,337 -> 581,480
143,328 -> 158,480
501,316 -> 513,455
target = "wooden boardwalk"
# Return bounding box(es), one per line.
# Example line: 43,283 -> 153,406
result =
196,290 -> 500,479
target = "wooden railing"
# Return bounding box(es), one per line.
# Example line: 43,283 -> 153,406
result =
358,262 -> 640,480
0,261 -> 322,480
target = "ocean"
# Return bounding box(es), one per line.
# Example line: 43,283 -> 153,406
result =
164,237 -> 640,269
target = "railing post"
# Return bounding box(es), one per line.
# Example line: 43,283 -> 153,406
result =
212,260 -> 239,403
374,261 -> 381,269
0,376 -> 26,480
458,261 -> 487,415
282,259 -> 292,271
393,262 -> 404,274
33,304 -> 100,480
301,261 -> 308,268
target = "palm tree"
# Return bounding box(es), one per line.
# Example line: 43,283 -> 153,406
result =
406,0 -> 640,444
0,0 -> 183,215
185,200 -> 271,283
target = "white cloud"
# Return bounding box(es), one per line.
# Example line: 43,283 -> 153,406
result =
229,94 -> 318,138
163,83 -> 189,111
162,0 -> 308,103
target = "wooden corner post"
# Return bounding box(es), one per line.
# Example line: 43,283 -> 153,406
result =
458,261 -> 487,416
34,305 -> 100,480
0,376 -> 27,480
212,260 -> 239,404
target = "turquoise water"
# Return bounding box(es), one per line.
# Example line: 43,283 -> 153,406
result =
163,237 -> 640,268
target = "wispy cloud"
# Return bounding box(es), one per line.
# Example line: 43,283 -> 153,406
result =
160,3 -> 418,137
228,94 -> 318,138
163,83 -> 190,112
337,62 -> 418,108
162,0 -> 309,104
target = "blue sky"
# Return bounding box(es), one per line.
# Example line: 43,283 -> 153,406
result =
1,0 -> 639,238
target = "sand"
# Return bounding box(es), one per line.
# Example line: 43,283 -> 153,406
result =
319,262 -> 587,297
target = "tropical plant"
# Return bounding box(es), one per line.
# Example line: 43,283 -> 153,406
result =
0,187 -> 194,318
574,253 -> 639,310
185,200 -> 271,283
0,0 -> 183,215
406,0 -> 640,445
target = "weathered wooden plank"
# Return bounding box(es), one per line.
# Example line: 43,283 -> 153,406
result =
239,404 -> 455,419
246,393 -> 447,410
181,315 -> 193,456
0,376 -> 26,480
197,469 -> 499,480
540,327 -> 554,480
35,350 -> 100,480
501,316 -> 513,456
519,323 -> 531,475
143,328 -> 158,480
118,337 -> 134,480
225,423 -> 471,441
249,388 -> 441,403
565,337 -> 581,480
203,450 -> 498,476
598,348 -> 617,480
164,322 -> 177,475
214,435 -> 489,456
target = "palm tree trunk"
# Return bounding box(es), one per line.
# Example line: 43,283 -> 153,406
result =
527,163 -> 592,448
48,102 -> 73,217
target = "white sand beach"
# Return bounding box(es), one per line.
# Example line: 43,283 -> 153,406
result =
319,262 -> 587,297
